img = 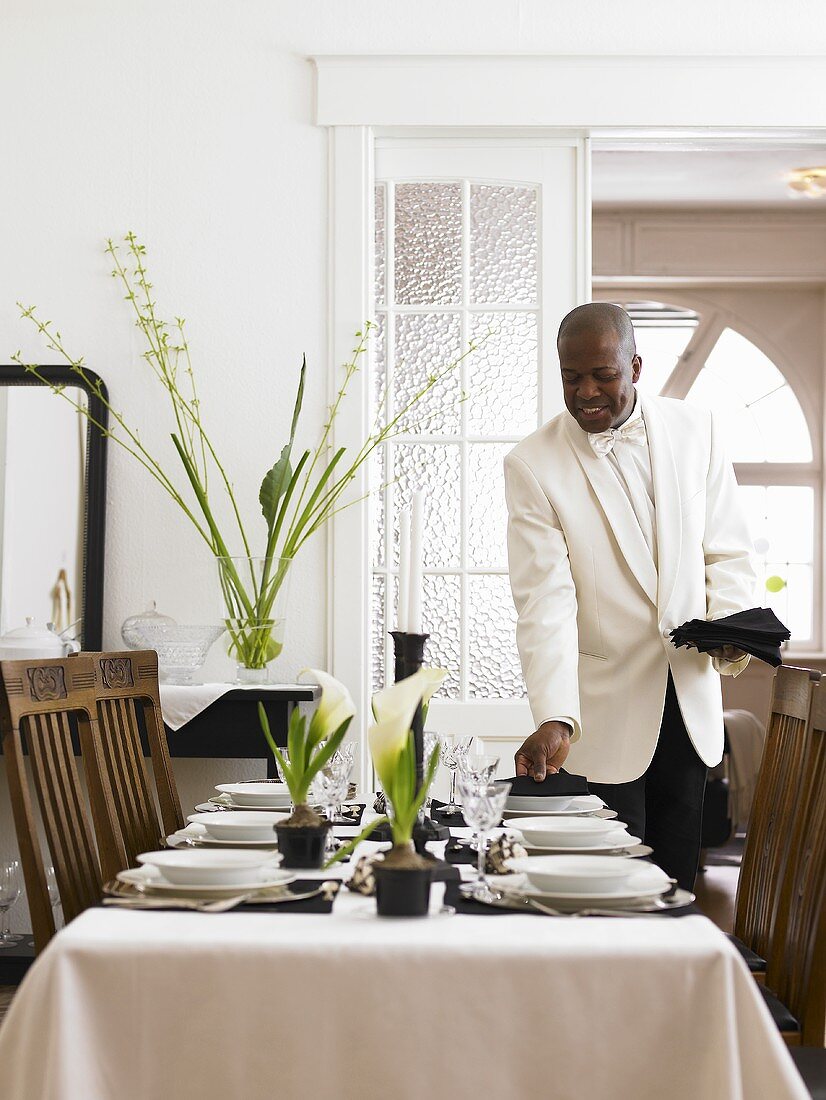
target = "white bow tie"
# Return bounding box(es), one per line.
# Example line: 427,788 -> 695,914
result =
587,416 -> 647,458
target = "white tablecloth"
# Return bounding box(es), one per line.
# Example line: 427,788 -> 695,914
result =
159,682 -> 312,730
0,895 -> 807,1100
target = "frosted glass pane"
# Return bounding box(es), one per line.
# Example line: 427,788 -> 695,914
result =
371,574 -> 386,693
632,324 -> 696,395
467,312 -> 537,436
392,444 -> 461,568
421,574 -> 461,698
370,446 -> 385,567
394,183 -> 462,305
468,443 -> 509,568
375,184 -> 386,307
686,328 -> 812,462
372,313 -> 386,428
470,185 -> 537,305
467,574 -> 526,699
394,313 -> 462,435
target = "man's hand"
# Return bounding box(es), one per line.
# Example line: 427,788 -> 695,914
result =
515,721 -> 572,782
708,645 -> 747,662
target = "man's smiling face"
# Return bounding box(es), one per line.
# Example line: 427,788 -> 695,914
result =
559,327 -> 642,434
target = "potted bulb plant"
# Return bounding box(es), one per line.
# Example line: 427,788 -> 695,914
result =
258,669 -> 354,868
369,669 -> 446,916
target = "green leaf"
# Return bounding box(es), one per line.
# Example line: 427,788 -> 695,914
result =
322,816 -> 388,869
303,723 -> 348,790
259,445 -> 292,529
258,702 -> 293,788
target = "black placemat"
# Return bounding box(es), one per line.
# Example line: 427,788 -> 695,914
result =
100,878 -> 339,914
430,800 -> 467,827
443,880 -> 700,918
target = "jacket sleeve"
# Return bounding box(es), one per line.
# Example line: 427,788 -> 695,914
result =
504,451 -> 582,740
704,410 -> 758,674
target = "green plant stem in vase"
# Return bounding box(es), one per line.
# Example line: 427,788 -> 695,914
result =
217,556 -> 291,683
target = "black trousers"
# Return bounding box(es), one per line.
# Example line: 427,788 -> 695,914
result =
587,674 -> 707,892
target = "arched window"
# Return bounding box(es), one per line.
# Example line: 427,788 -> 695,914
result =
624,301 -> 819,648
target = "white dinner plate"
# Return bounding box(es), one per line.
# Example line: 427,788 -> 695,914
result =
117,865 -> 295,896
215,782 -> 291,807
487,866 -> 671,907
517,835 -> 647,855
166,824 -> 280,850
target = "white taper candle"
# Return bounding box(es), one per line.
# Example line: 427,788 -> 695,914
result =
398,507 -> 411,631
408,490 -> 425,633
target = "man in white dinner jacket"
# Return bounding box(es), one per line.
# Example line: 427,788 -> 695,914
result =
504,302 -> 756,890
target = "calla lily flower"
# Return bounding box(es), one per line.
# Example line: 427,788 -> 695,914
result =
371,667 -> 448,725
299,668 -> 356,739
368,719 -> 409,794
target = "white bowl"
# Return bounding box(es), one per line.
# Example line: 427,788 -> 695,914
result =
505,794 -> 575,813
505,855 -> 643,894
187,811 -> 289,842
215,782 -> 291,808
136,849 -> 278,887
509,816 -> 627,848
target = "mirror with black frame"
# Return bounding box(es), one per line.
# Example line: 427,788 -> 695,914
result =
0,366 -> 107,650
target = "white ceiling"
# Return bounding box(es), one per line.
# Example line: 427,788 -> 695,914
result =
592,146 -> 826,207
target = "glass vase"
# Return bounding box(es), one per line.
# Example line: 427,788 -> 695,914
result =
216,556 -> 292,684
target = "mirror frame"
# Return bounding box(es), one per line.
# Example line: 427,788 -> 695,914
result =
0,365 -> 108,649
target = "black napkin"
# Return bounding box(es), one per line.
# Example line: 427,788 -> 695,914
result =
99,878 -> 338,915
498,770 -> 589,798
670,607 -> 790,667
430,799 -> 467,827
443,880 -> 700,917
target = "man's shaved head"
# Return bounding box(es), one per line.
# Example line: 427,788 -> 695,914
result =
556,302 -> 641,434
557,303 -> 636,360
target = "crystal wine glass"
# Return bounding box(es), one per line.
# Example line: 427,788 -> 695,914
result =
458,749 -> 500,787
331,742 -> 356,821
312,758 -> 352,856
439,735 -> 473,815
0,860 -> 22,945
459,782 -> 512,902
45,865 -> 63,930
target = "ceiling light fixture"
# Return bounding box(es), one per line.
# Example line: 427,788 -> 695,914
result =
786,166 -> 826,198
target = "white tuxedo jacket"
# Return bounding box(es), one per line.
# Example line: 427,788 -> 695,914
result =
504,394 -> 757,784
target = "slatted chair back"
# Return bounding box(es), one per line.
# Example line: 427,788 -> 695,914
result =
733,665 -> 819,961
766,680 -> 826,1046
86,650 -> 183,864
0,656 -> 127,951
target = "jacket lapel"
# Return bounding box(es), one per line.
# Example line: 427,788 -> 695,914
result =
640,395 -> 682,617
563,414 -> 658,606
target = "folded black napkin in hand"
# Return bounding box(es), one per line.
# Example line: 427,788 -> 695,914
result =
499,771 -> 589,798
669,607 -> 790,668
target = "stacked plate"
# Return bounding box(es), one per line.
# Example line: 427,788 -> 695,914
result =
117,849 -> 295,897
192,782 -> 293,813
502,793 -> 616,820
173,811 -> 288,848
506,815 -> 649,856
494,854 -> 675,911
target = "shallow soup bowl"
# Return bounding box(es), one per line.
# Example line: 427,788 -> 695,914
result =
215,782 -> 291,808
509,816 -> 627,848
506,855 -> 643,894
188,811 -> 289,842
136,849 -> 278,887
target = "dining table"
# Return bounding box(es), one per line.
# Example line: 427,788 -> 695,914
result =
0,820 -> 809,1100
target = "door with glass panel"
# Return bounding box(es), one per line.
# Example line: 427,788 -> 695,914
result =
370,140 -> 589,756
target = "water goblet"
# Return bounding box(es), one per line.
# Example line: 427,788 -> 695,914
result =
312,762 -> 352,856
459,783 -> 512,902
330,742 -> 356,821
439,735 -> 473,815
458,749 -> 500,787
0,860 -> 22,945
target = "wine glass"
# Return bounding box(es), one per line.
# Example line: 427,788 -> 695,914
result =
312,757 -> 353,856
331,742 -> 356,820
0,860 -> 22,945
459,782 -> 512,901
439,735 -> 473,815
458,748 -> 500,787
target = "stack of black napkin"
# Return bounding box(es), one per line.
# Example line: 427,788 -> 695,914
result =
669,607 -> 790,668
498,770 -> 590,797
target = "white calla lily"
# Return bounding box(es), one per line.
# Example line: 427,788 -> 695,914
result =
298,668 -> 356,738
371,667 -> 448,725
368,719 -> 409,793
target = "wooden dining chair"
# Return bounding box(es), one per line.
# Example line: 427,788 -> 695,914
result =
730,664 -> 820,977
0,655 -> 127,951
759,679 -> 826,1047
85,650 -> 184,865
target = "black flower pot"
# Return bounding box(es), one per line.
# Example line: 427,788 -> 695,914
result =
374,863 -> 433,917
275,822 -> 330,869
